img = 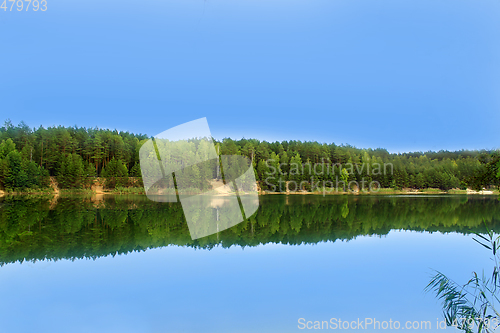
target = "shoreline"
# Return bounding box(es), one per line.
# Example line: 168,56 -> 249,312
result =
1,177 -> 497,197
0,188 -> 498,197
260,188 -> 498,196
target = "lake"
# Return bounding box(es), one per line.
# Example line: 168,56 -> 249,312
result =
0,194 -> 499,332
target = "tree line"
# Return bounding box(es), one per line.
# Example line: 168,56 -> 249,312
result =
0,120 -> 499,191
0,120 -> 146,190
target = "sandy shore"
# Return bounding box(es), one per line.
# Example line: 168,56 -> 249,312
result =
0,187 -> 497,197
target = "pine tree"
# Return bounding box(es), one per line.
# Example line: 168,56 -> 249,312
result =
102,158 -> 128,189
289,153 -> 302,184
5,151 -> 24,189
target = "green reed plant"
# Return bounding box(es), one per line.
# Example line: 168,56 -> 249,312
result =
426,224 -> 500,333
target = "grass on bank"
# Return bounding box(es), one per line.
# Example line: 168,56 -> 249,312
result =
59,188 -> 94,195
112,186 -> 145,194
1,187 -> 55,195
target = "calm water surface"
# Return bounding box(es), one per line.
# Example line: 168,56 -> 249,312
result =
0,195 -> 499,332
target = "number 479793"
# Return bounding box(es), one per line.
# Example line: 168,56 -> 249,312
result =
1,0 -> 47,11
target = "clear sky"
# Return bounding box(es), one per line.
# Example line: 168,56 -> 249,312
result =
1,0 -> 499,153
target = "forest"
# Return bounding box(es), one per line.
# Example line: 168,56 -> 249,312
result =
0,119 -> 499,192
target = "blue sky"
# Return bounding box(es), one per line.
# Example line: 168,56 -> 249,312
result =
1,0 -> 499,153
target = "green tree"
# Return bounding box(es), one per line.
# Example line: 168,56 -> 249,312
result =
5,151 -> 26,189
57,153 -> 85,189
289,153 -> 302,184
0,138 -> 16,159
101,158 -> 129,189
